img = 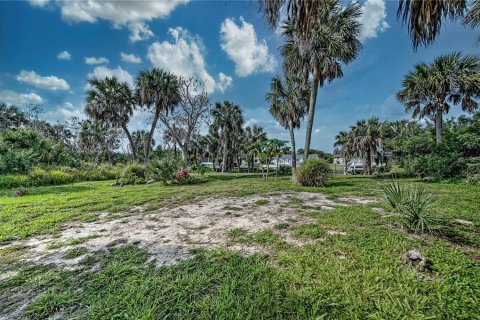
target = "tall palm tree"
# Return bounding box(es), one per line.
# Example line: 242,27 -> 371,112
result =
397,0 -> 467,50
397,52 -> 480,145
267,76 -> 309,175
281,0 -> 362,159
259,0 -> 324,40
464,0 -> 480,27
351,118 -> 382,175
244,125 -> 267,172
334,130 -> 354,174
85,77 -> 137,160
135,68 -> 181,164
211,101 -> 244,172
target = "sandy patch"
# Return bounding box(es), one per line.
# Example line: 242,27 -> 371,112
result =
0,191 -> 376,269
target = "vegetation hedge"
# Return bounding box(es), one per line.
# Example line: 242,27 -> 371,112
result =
296,159 -> 332,187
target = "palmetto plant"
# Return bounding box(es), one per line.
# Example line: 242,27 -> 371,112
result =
135,68 -> 181,165
267,76 -> 309,175
382,180 -> 441,234
397,52 -> 480,145
85,77 -> 136,160
280,0 -> 362,159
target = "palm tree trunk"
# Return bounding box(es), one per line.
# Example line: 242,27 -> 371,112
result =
435,110 -> 443,145
304,66 -> 320,159
121,124 -> 136,161
366,148 -> 372,175
289,122 -> 297,178
276,156 -> 279,180
145,110 -> 160,165
222,140 -> 228,173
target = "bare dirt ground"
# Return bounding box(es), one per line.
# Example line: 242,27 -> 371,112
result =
0,191 -> 376,271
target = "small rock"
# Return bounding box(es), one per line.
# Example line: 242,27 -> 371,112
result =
404,250 -> 430,271
407,250 -> 423,261
146,179 -> 156,184
454,219 -> 474,226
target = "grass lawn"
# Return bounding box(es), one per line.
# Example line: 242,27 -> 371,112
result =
0,173 -> 479,319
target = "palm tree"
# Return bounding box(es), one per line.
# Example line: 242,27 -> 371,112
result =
135,68 -> 181,164
397,52 -> 480,145
211,101 -> 244,172
351,118 -> 382,175
464,0 -> 480,27
85,77 -> 137,160
132,130 -> 154,161
334,130 -> 354,174
259,0 -> 324,40
267,76 -> 309,176
397,0 -> 467,50
244,125 -> 267,172
281,0 -> 362,159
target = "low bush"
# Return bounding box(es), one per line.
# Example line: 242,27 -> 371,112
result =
276,166 -> 291,176
382,180 -> 442,234
191,164 -> 211,175
149,158 -> 180,185
295,159 -> 332,187
118,163 -> 147,185
175,168 -> 189,184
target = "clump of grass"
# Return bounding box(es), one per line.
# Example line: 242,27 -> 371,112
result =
11,188 -> 27,197
63,247 -> 88,259
382,180 -> 442,234
274,223 -> 290,230
254,199 -> 269,206
290,224 -> 325,239
144,203 -> 160,211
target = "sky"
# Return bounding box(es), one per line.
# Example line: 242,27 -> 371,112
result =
0,0 -> 479,152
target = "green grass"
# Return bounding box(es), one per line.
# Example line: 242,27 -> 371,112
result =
0,173 -> 479,319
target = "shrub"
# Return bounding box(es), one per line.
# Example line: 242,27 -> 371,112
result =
148,158 -> 179,185
465,159 -> 480,185
175,168 -> 189,184
118,163 -> 147,185
29,167 -> 76,186
295,159 -> 332,187
12,188 -> 27,197
277,166 -> 292,176
382,180 -> 442,234
191,164 -> 211,175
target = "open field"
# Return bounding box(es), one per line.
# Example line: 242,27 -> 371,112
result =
0,174 -> 479,319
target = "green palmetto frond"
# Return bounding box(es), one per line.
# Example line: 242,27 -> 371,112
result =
398,0 -> 467,50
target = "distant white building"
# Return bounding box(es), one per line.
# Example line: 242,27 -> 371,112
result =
271,154 -> 319,167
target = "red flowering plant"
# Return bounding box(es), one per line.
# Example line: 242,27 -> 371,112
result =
175,168 -> 189,184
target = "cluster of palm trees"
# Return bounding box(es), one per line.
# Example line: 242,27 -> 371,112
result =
334,118 -> 387,175
263,0 -> 362,176
86,68 -> 186,165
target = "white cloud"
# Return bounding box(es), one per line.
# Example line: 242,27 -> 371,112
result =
85,56 -> 109,65
86,66 -> 134,89
16,70 -> 70,91
28,0 -> 49,7
220,17 -> 277,77
358,0 -> 389,42
57,50 -> 72,60
217,73 -> 233,93
120,52 -> 142,64
43,102 -> 86,122
147,27 -> 232,93
0,90 -> 44,105
31,0 -> 188,42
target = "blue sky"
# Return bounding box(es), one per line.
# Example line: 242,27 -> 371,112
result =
1,0 -> 478,152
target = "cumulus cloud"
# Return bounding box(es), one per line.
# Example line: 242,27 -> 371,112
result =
85,56 -> 109,65
43,102 -> 86,122
57,50 -> 71,60
220,17 -> 277,77
30,0 -> 189,42
16,70 -> 70,91
86,66 -> 134,89
0,90 -> 44,105
120,52 -> 142,64
147,27 -> 232,93
28,0 -> 48,7
358,0 -> 389,42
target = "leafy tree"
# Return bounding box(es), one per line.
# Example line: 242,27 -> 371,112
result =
132,130 -> 154,161
280,0 -> 362,159
250,139 -> 288,179
267,76 -> 309,176
136,68 -> 181,164
157,77 -> 211,169
77,120 -> 121,164
0,102 -> 30,129
397,52 -> 480,145
85,77 -> 137,160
